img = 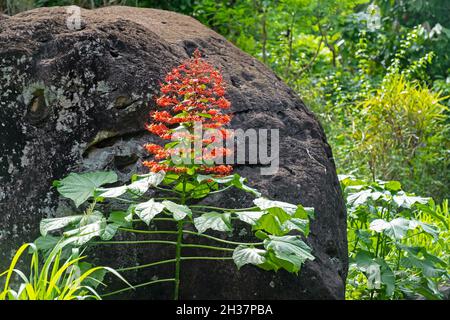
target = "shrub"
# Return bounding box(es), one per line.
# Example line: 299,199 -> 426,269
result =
350,73 -> 449,199
341,175 -> 449,300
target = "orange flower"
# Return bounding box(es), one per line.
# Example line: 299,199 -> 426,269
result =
143,49 -> 233,176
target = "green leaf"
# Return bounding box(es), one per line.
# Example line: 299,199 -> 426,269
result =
197,112 -> 212,118
369,218 -> 412,239
175,181 -> 196,192
197,174 -> 234,184
100,223 -> 120,241
34,235 -> 63,252
134,199 -> 165,225
401,246 -> 447,278
253,198 -> 297,215
162,173 -> 179,185
96,185 -> 127,198
55,171 -> 118,207
353,250 -> 377,271
40,215 -> 84,236
231,175 -> 261,197
409,220 -> 440,241
235,211 -> 265,225
232,245 -> 266,269
99,172 -> 165,198
63,212 -> 106,245
393,192 -> 430,209
108,211 -> 132,227
263,235 -> 314,273
193,212 -> 232,233
253,212 -> 288,236
78,262 -> 107,289
164,141 -> 179,149
190,183 -> 210,199
347,189 -> 383,207
384,181 -> 402,192
162,200 -> 192,220
134,172 -> 165,188
294,205 -> 315,220
255,230 -> 269,240
282,218 -> 310,236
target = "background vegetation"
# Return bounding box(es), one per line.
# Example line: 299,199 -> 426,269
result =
2,0 -> 449,299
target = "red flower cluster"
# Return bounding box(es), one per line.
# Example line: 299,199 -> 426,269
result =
143,49 -> 233,176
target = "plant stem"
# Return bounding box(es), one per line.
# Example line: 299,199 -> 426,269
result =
180,256 -> 233,261
189,205 -> 259,212
117,259 -> 177,272
101,278 -> 176,297
181,244 -> 234,252
118,228 -> 178,235
209,185 -> 233,194
173,177 -> 187,300
183,230 -> 264,246
91,240 -> 177,246
117,256 -> 234,273
118,228 -> 263,247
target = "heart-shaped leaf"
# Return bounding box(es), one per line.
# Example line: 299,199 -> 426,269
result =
134,199 -> 165,225
232,245 -> 266,269
193,212 -> 232,233
54,171 -> 118,207
162,200 -> 192,220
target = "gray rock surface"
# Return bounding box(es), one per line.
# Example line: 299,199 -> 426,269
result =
0,6 -> 347,299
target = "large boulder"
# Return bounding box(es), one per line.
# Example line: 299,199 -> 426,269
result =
0,6 -> 347,299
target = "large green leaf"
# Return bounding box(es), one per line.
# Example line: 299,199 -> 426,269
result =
162,200 -> 192,220
232,245 -> 266,269
96,185 -> 127,198
193,212 -> 232,233
282,218 -> 310,236
63,211 -> 106,245
54,171 -> 118,207
134,199 -> 165,225
100,223 -> 120,241
97,172 -> 165,198
235,211 -> 265,225
409,220 -> 440,241
108,211 -> 132,227
347,189 -> 383,207
197,174 -> 261,196
40,215 -> 84,236
369,218 -> 412,239
352,251 -> 394,296
253,212 -> 287,236
132,171 -> 165,187
401,246 -> 447,278
393,192 -> 430,209
263,235 -> 314,272
253,198 -> 298,215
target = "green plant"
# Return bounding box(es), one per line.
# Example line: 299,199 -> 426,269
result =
341,175 -> 449,300
0,242 -> 130,300
37,51 -> 314,300
351,73 -> 449,198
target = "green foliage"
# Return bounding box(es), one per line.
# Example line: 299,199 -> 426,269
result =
38,170 -> 314,299
0,243 -> 130,300
341,175 -> 449,300
344,73 -> 449,199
